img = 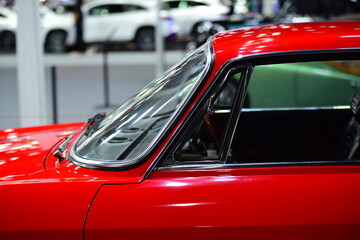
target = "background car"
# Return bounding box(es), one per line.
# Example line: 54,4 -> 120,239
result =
1,22 -> 360,240
80,0 -> 177,51
0,6 -> 73,53
0,6 -> 16,50
40,5 -> 74,53
162,0 -> 229,41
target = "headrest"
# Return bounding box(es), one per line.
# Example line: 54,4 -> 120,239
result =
350,91 -> 360,120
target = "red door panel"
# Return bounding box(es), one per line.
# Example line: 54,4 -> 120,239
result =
85,165 -> 360,240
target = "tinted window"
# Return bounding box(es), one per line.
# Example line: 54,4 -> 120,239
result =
89,5 -> 121,15
122,4 -> 146,12
187,1 -> 208,7
89,4 -> 145,15
163,1 -> 207,10
163,1 -> 181,9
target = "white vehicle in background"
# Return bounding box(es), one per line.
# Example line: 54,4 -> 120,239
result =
0,7 -> 16,50
162,0 -> 229,41
81,0 -> 177,51
40,6 -> 74,53
0,6 -> 73,53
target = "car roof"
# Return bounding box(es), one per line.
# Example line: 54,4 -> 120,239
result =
212,21 -> 360,69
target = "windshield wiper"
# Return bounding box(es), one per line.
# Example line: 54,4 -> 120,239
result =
85,112 -> 106,137
54,132 -> 76,162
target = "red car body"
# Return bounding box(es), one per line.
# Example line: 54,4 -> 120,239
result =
1,21 -> 360,240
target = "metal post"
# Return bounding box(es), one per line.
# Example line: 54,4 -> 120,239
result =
156,0 -> 165,77
16,0 -> 47,127
51,66 -> 58,124
103,44 -> 110,108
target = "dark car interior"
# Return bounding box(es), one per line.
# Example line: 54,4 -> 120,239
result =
228,107 -> 354,163
170,105 -> 358,166
163,59 -> 360,167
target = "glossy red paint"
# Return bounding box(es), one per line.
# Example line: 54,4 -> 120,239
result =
0,122 -> 83,178
1,21 -> 360,240
212,21 -> 360,74
0,124 -> 147,239
0,122 -> 84,140
85,165 -> 360,240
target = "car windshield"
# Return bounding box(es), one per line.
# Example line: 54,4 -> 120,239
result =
72,43 -> 211,168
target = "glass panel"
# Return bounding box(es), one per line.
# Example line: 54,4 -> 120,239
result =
107,4 -> 125,14
229,60 -> 360,164
89,6 -> 112,16
75,45 -> 211,162
162,71 -> 243,166
247,60 -> 360,108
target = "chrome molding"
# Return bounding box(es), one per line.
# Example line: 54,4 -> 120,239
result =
215,106 -> 350,114
241,106 -> 350,112
157,160 -> 360,171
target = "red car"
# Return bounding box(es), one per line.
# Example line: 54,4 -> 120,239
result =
1,21 -> 360,240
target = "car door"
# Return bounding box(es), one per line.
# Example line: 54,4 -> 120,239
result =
83,4 -> 146,43
164,0 -> 209,38
84,166 -> 360,240
83,4 -> 116,42
106,4 -> 153,42
84,59 -> 360,240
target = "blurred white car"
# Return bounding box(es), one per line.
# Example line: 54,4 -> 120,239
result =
81,0 -> 177,50
0,7 -> 16,50
162,0 -> 229,40
0,6 -> 74,53
40,6 -> 74,52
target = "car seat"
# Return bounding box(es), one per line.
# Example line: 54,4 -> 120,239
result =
339,91 -> 360,160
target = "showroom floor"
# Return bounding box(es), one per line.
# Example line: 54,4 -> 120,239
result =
0,50 -> 185,129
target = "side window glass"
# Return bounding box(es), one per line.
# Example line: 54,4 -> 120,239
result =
178,1 -> 189,8
123,4 -> 146,12
89,5 -> 111,16
162,3 -> 171,10
188,1 -> 207,7
230,60 -> 360,165
165,1 -> 181,9
107,4 -> 125,14
162,70 -> 244,166
246,60 -> 360,109
89,4 -> 126,15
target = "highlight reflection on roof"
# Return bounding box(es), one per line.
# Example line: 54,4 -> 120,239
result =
212,21 -> 360,67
